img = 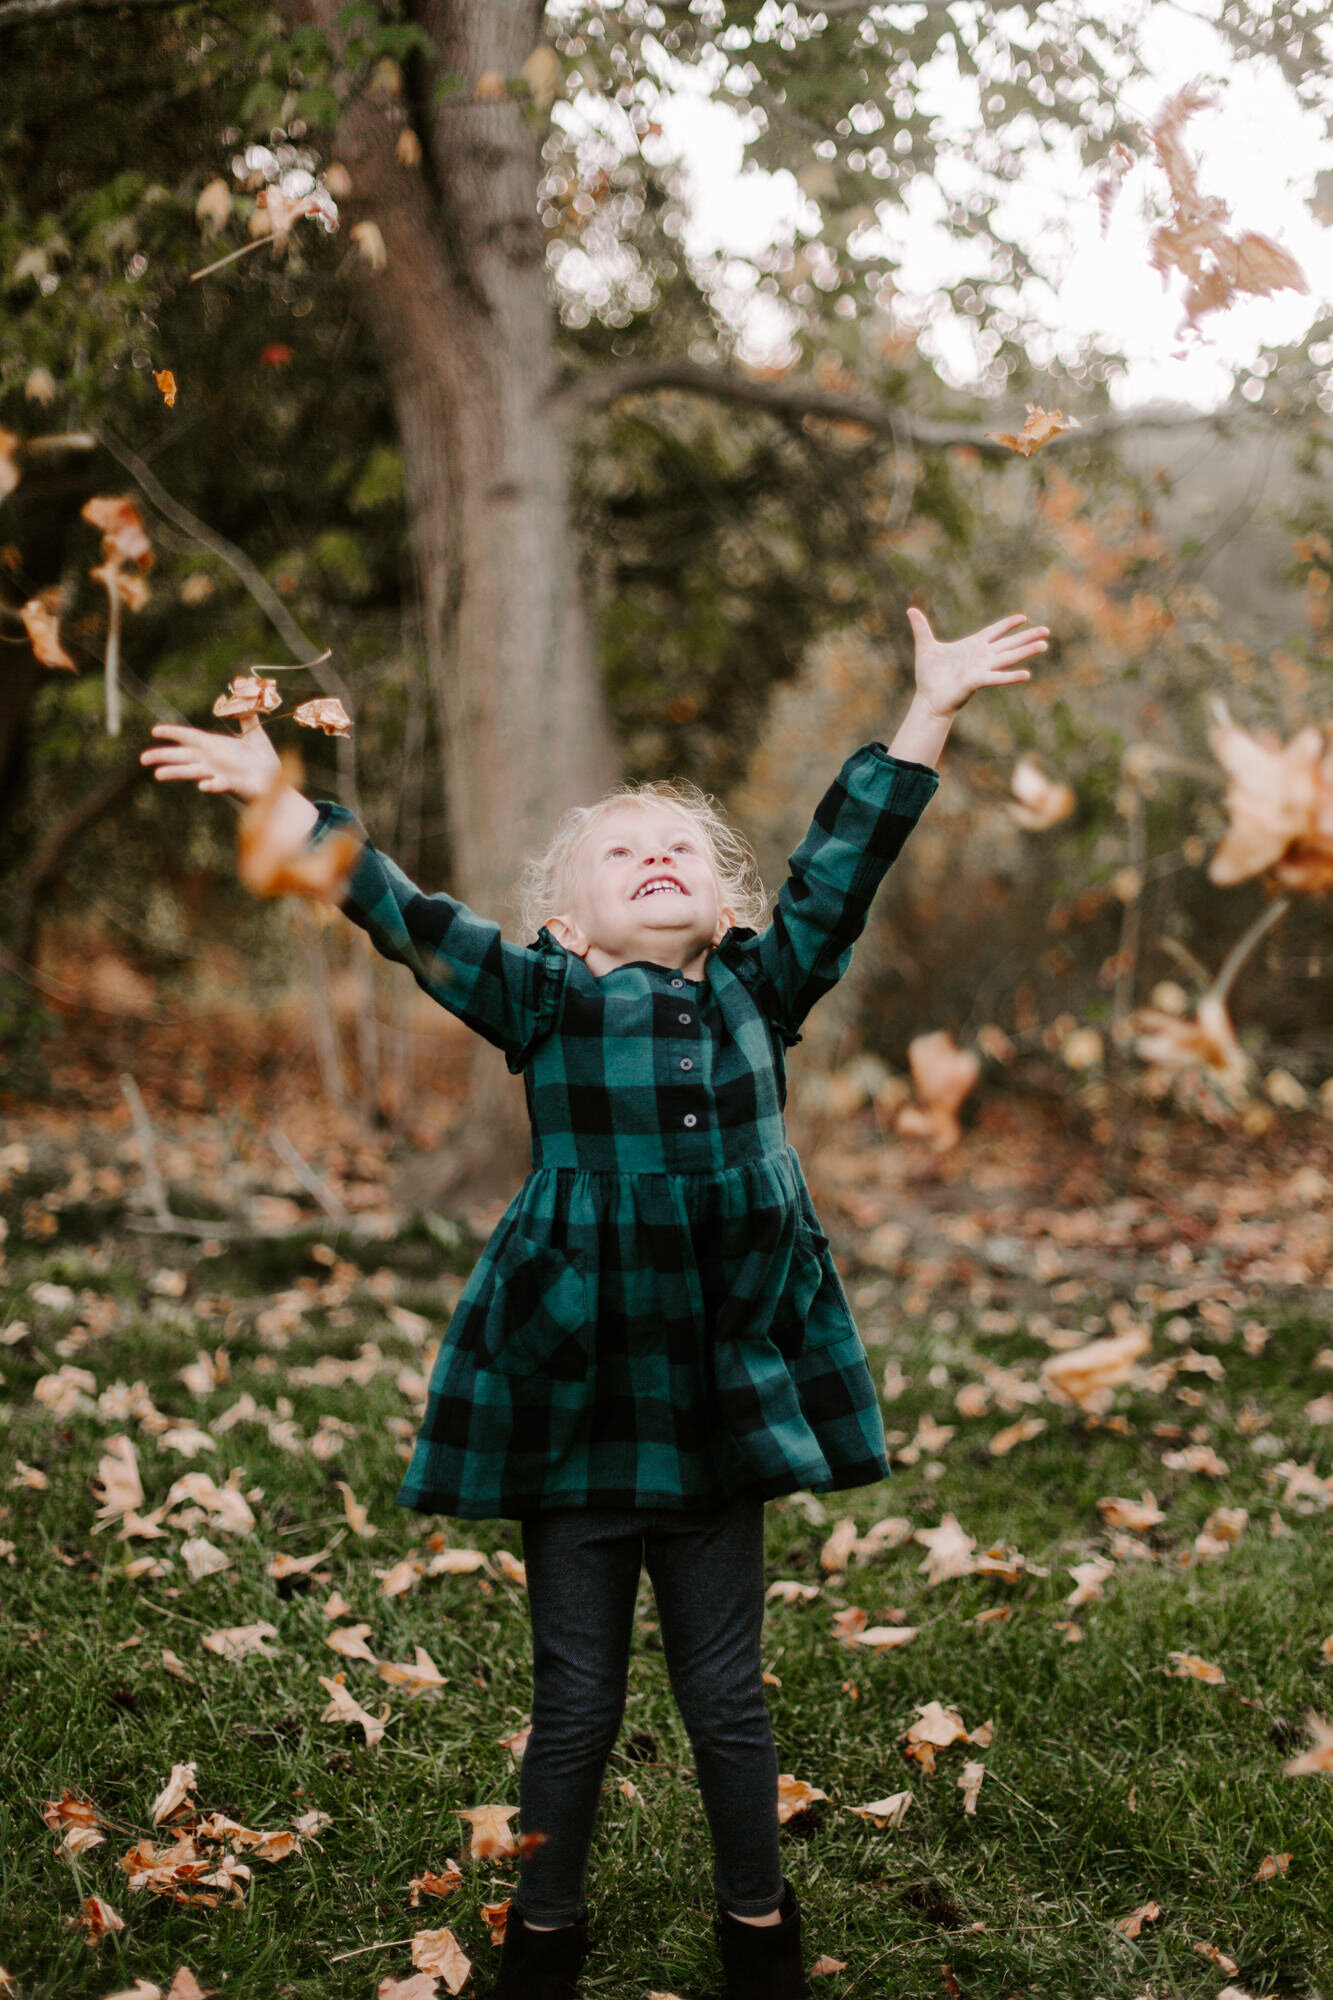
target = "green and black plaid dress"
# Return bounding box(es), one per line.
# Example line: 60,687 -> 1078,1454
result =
311,744 -> 938,1519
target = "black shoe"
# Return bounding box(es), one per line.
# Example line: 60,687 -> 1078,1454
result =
713,1879 -> 810,2000
489,1905 -> 589,2000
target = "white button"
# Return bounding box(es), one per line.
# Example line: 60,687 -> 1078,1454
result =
670,978 -> 684,988
678,1013 -> 692,1024
680,1058 -> 693,1071
683,1113 -> 697,1128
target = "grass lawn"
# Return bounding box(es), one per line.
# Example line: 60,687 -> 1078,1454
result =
2,1189 -> 1332,1999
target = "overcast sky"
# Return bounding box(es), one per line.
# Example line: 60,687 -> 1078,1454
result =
637,4 -> 1333,410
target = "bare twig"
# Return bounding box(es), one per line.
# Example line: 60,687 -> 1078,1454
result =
268,1126 -> 349,1221
119,1074 -> 171,1227
1212,896 -> 1291,1004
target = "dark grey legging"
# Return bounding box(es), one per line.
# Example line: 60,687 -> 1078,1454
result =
512,1495 -> 784,1926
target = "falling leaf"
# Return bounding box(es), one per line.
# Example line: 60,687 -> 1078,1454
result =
1098,1492 -> 1166,1532
21,593 -> 75,670
327,1623 -> 378,1664
155,369 -> 178,407
1254,1852 -> 1291,1880
319,1674 -> 389,1746
1167,1651 -> 1226,1684
261,183 -> 338,247
776,1774 -> 829,1823
408,1862 -> 464,1905
1008,755 -> 1076,831
1283,1713 -> 1333,1776
351,221 -> 388,271
1041,1325 -> 1151,1409
25,365 -> 57,404
957,1761 -> 986,1815
849,1790 -> 913,1829
293,696 -> 353,736
1113,1899 -> 1162,1938
213,674 -> 282,722
1066,1558 -> 1115,1607
238,753 -> 362,905
150,1763 -> 198,1825
520,42 -> 562,110
0,427 -> 21,503
987,404 -> 1081,456
82,495 -> 153,570
202,1621 -> 278,1662
410,1930 -> 471,1992
897,1033 -> 980,1152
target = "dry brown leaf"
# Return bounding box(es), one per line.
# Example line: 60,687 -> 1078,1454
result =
409,1930 -> 470,1993
1041,1325 -> 1151,1409
201,1621 -> 278,1662
150,1763 -> 198,1825
767,1580 -> 822,1605
1167,1651 -> 1226,1684
0,426 -> 21,502
408,1862 -> 464,1905
1113,1898 -> 1162,1938
458,1803 -> 519,1859
377,1977 -> 439,2000
163,1975 -> 209,2000
855,1625 -> 918,1651
1194,1942 -> 1240,1976
897,1032 -> 980,1152
1066,1558 -> 1115,1608
1052,1619 -> 1084,1643
101,1983 -> 163,1999
1097,1492 -> 1165,1532
213,674 -> 282,721
990,1416 -> 1046,1457
810,1956 -> 849,1976
377,1646 -> 447,1697
293,697 -> 353,736
1283,1713 -> 1333,1776
848,1790 -> 913,1829
82,496 -> 153,570
155,369 -> 178,407
987,404 -> 1081,457
1162,1444 -> 1230,1477
831,1606 -> 868,1647
776,1774 -> 829,1824
1008,755 -> 1076,831
319,1673 -> 389,1745
957,1761 -> 985,1815
1254,1851 -> 1291,1880
327,1624 -> 378,1664
497,1723 -> 531,1761
820,1517 -> 859,1572
238,754 -> 361,905
380,1555 -> 428,1596
21,593 -> 75,670
93,1435 -> 146,1523
77,1895 -> 125,1943
914,1514 -> 977,1586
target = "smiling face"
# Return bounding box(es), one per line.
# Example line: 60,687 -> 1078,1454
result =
546,799 -> 735,978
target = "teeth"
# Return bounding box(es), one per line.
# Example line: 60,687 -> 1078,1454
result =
635,881 -> 682,899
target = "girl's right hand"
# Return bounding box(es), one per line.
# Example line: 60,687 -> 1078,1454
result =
139,719 -> 282,801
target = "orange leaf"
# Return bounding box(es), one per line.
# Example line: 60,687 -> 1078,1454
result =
1113,1899 -> 1162,1938
238,754 -> 362,905
410,1928 -> 471,1992
0,426 -> 21,503
1166,1651 -> 1226,1684
1007,755 -> 1075,830
213,674 -> 283,721
76,1894 -> 125,1943
1284,1712 -> 1333,1776
293,696 -> 353,736
1254,1851 -> 1291,1880
408,1862 -> 464,1905
987,405 -> 1081,457
21,593 -> 75,670
81,494 -> 154,570
776,1774 -> 828,1824
155,369 -> 178,407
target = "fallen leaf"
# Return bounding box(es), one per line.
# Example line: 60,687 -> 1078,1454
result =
458,1803 -> 519,1859
820,1517 -> 859,1572
1253,1851 -> 1291,1880
319,1674 -> 389,1745
161,1649 -> 193,1681
164,1975 -> 209,2000
957,1761 -> 986,1815
1067,1558 -> 1115,1607
93,1436 -> 146,1523
377,1978 -> 439,2000
1194,1941 -> 1240,1976
987,404 -> 1082,456
811,1956 -> 848,1976
150,1763 -> 198,1825
855,1626 -> 918,1651
180,1537 -> 230,1581
202,1621 -> 278,1662
76,1895 -> 125,1943
21,593 -> 75,670
1097,1492 -> 1165,1532
897,1032 -> 980,1152
0,426 -> 22,501
327,1623 -> 378,1664
377,1646 -> 447,1697
1042,1325 -> 1150,1408
849,1790 -> 913,1829
914,1514 -> 977,1586
408,1862 -> 464,1905
776,1774 -> 829,1824
989,1416 -> 1046,1457
766,1580 -> 822,1605
831,1606 -> 868,1646
1113,1898 -> 1162,1938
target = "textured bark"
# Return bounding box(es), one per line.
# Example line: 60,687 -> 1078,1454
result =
284,0 -> 617,1198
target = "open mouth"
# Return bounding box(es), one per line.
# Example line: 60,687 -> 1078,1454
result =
632,875 -> 686,900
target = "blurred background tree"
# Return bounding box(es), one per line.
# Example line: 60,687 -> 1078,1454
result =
1,0 -> 1329,1185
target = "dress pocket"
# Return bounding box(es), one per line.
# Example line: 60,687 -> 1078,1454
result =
480,1231 -> 592,1381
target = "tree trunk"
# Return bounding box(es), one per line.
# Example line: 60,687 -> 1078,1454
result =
289,0 -> 617,1203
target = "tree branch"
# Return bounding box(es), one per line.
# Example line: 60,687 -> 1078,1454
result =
0,0 -> 180,26
548,357 -> 1253,456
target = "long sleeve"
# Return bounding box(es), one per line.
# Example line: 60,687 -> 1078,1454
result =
717,745 -> 938,1046
309,802 -> 569,1073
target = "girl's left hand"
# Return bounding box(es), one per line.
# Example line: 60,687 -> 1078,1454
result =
906,607 -> 1048,719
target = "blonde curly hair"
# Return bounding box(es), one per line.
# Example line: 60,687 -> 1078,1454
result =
516,778 -> 770,944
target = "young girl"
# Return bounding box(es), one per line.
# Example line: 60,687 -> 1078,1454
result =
142,605 -> 1046,2000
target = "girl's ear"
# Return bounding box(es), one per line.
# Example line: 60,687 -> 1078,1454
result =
712,904 -> 737,944
545,912 -> 588,958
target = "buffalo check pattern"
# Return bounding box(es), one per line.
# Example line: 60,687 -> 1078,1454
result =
311,743 -> 939,1518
